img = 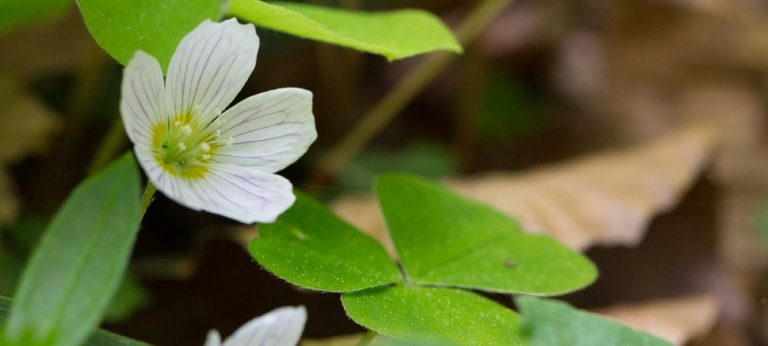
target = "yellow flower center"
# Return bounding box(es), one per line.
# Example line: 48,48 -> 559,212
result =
151,112 -> 230,180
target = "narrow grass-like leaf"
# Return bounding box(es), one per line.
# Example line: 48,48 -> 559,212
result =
376,174 -> 597,295
77,0 -> 220,70
0,217 -> 149,323
250,192 -> 401,292
0,296 -> 149,346
228,0 -> 462,61
516,296 -> 671,346
342,285 -> 524,345
3,154 -> 142,346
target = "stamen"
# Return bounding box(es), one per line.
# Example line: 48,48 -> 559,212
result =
202,154 -> 212,160
181,125 -> 192,135
178,142 -> 187,150
199,142 -> 211,152
225,137 -> 235,146
215,130 -> 222,138
174,120 -> 183,127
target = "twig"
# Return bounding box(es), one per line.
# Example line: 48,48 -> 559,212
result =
87,116 -> 127,174
309,0 -> 514,186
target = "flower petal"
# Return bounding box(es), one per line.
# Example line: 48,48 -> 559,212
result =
204,330 -> 222,346
223,306 -> 306,346
146,162 -> 295,224
215,88 -> 317,173
166,18 -> 258,119
120,50 -> 169,147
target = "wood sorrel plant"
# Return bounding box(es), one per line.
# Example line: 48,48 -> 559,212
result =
0,0 -> 672,345
250,174 -> 598,344
0,0 -> 467,343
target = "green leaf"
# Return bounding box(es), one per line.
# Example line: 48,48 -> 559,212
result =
228,0 -> 462,61
0,296 -> 149,346
516,296 -> 671,346
76,0 -> 220,69
0,0 -> 70,35
342,285 -> 524,345
0,217 -> 149,323
376,174 -> 597,295
250,192 -> 401,292
3,154 -> 142,346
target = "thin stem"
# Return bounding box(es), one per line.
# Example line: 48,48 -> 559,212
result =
87,117 -> 127,174
309,0 -> 514,186
356,330 -> 377,346
139,182 -> 157,218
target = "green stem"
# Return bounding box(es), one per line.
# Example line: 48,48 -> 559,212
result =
87,117 -> 127,174
309,0 -> 514,186
139,182 -> 157,218
356,330 -> 377,346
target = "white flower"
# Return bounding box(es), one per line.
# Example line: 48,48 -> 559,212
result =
204,306 -> 307,346
120,19 -> 316,224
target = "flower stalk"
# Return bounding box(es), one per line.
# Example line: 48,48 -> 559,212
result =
309,0 -> 514,188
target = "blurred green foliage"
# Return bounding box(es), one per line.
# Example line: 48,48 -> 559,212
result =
478,73 -> 542,142
0,0 -> 70,35
516,296 -> 671,346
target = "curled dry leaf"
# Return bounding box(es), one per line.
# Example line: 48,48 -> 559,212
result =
332,124 -> 715,253
595,294 -> 720,345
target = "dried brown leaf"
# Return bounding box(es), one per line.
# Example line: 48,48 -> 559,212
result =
0,10 -> 89,80
332,124 -> 714,252
0,78 -> 60,224
595,295 -> 720,345
0,78 -> 61,164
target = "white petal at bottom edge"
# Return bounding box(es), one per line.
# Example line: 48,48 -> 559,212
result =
204,331 -> 222,346
223,306 -> 307,346
136,148 -> 295,224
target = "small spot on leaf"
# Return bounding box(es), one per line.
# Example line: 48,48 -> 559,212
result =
291,228 -> 307,240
